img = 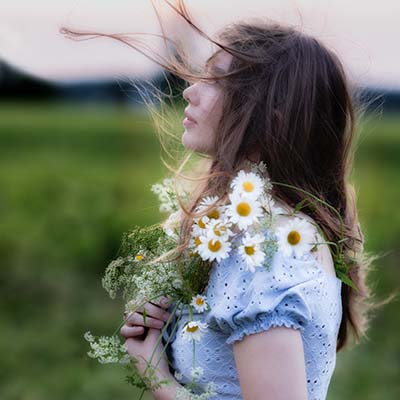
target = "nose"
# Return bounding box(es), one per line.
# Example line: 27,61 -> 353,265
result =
182,83 -> 199,106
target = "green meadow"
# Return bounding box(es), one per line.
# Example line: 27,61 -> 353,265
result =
0,101 -> 399,400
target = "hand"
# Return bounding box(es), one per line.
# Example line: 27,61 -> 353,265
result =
121,295 -> 172,337
120,296 -> 173,384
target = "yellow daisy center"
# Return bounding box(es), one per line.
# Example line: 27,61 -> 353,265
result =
186,325 -> 199,333
207,209 -> 220,219
135,254 -> 144,261
208,239 -> 222,252
244,245 -> 255,255
242,181 -> 254,192
198,217 -> 206,229
195,298 -> 204,305
213,224 -> 226,237
236,202 -> 251,217
194,237 -> 202,246
287,230 -> 301,245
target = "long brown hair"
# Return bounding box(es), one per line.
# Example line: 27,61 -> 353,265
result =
61,0 -> 396,352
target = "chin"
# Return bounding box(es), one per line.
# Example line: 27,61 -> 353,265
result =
182,132 -> 213,155
182,132 -> 198,151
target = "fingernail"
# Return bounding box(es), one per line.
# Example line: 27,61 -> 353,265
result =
161,298 -> 170,306
163,312 -> 171,321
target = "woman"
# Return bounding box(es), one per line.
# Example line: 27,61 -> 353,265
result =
119,19 -> 375,400
63,4 -> 382,400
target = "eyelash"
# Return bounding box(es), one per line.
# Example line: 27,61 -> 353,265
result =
187,75 -> 221,86
202,77 -> 220,85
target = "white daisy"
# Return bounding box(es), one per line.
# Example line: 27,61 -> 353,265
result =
275,217 -> 316,258
238,232 -> 266,272
230,170 -> 264,199
196,195 -> 225,220
203,218 -> 234,241
181,320 -> 208,342
190,366 -> 204,380
226,192 -> 263,230
190,294 -> 209,313
188,234 -> 204,251
133,250 -> 146,263
191,213 -> 211,237
197,232 -> 232,262
197,195 -> 219,210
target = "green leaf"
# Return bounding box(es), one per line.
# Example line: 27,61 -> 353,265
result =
337,270 -> 359,291
293,198 -> 309,214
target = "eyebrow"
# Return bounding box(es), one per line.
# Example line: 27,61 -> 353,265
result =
204,59 -> 227,75
204,50 -> 226,74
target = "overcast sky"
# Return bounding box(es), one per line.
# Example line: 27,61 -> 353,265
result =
0,0 -> 399,90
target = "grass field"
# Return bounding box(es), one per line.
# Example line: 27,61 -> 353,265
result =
0,101 -> 399,400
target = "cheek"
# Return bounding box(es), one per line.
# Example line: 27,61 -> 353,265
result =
182,127 -> 212,153
181,86 -> 223,154
201,89 -> 223,131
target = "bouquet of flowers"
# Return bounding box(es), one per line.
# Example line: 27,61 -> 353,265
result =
83,161 -> 357,399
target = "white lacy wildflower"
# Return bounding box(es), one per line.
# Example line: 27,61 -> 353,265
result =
226,192 -> 263,230
163,210 -> 181,240
275,217 -> 316,258
172,277 -> 183,289
84,331 -> 127,364
181,320 -> 208,342
124,258 -> 182,310
174,370 -> 183,381
151,178 -> 182,213
190,366 -> 204,380
231,170 -> 264,199
125,295 -> 148,314
238,232 -> 266,272
175,381 -> 217,400
190,294 -> 209,313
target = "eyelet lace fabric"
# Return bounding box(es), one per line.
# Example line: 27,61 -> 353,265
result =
163,247 -> 342,400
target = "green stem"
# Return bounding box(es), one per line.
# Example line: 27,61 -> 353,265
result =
270,181 -> 360,290
141,298 -> 182,379
270,181 -> 345,242
153,302 -> 184,371
137,299 -> 184,400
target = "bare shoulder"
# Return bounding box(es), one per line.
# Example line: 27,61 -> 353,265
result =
272,198 -> 337,279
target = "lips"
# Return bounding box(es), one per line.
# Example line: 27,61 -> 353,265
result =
184,110 -> 197,123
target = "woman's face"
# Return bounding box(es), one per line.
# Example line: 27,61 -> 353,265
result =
181,50 -> 232,156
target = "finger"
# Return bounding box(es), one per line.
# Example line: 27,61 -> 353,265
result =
120,324 -> 145,338
150,295 -> 172,309
145,327 -> 163,343
136,302 -> 172,322
124,337 -> 141,355
126,312 -> 166,329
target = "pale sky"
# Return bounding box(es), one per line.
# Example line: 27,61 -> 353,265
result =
0,0 -> 399,89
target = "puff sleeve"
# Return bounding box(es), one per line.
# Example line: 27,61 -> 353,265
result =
204,248 -> 325,345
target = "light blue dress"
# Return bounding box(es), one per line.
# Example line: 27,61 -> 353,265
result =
163,230 -> 343,400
